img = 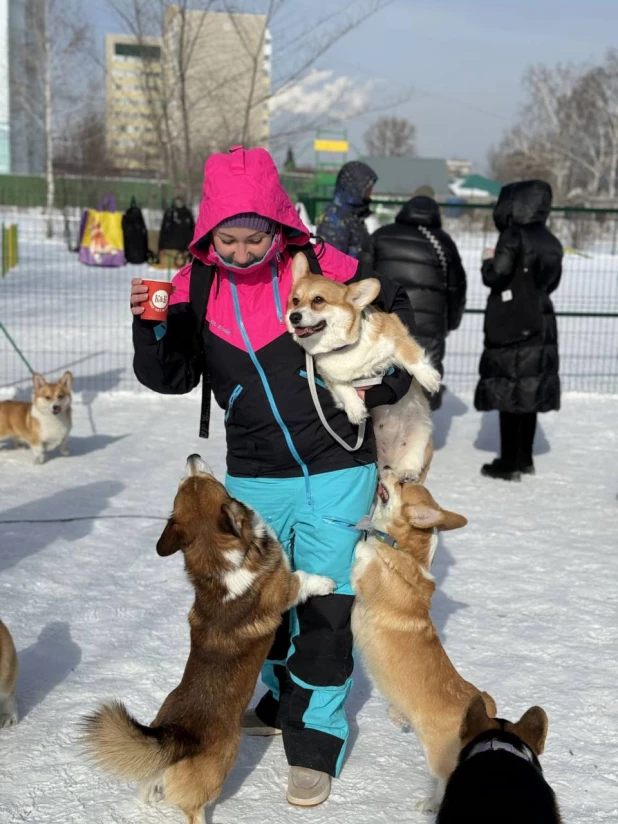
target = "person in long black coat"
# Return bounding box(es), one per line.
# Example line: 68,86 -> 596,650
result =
370,194 -> 467,409
475,180 -> 563,481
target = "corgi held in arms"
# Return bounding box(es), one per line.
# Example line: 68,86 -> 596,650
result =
287,253 -> 439,482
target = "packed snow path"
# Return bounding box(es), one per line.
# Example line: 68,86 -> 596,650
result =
1,392 -> 616,823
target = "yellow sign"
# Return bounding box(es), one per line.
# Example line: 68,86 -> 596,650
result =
314,139 -> 349,153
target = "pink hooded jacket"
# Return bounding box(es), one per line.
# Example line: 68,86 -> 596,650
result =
169,145 -> 358,353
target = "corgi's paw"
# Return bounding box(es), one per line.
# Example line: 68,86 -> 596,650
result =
415,798 -> 439,814
59,445 -> 70,456
387,705 -> 410,730
344,397 -> 369,425
32,452 -> 45,465
137,778 -> 165,806
0,697 -> 18,728
416,778 -> 445,814
398,470 -> 420,484
413,361 -> 441,395
0,712 -> 18,729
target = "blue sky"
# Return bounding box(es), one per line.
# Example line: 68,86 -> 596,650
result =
86,0 -> 617,171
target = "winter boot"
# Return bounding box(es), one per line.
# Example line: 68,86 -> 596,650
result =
287,767 -> 331,806
242,708 -> 282,736
481,459 -> 521,482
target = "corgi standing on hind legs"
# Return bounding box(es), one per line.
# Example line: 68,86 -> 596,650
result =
0,371 -> 72,463
0,620 -> 19,728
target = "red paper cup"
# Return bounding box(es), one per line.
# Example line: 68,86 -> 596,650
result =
141,279 -> 174,321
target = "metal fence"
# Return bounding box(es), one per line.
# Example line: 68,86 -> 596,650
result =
1,200 -> 617,397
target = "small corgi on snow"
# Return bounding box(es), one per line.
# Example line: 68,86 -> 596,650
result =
0,371 -> 72,463
437,695 -> 562,824
286,253 -> 439,482
82,454 -> 335,824
0,619 -> 19,728
351,474 -> 496,812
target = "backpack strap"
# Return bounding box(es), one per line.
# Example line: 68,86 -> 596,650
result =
189,258 -> 215,438
289,240 -> 323,275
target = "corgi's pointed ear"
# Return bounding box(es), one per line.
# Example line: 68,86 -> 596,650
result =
32,373 -> 46,392
512,706 -> 548,755
60,371 -> 73,392
405,503 -> 443,530
291,252 -> 311,284
346,278 -> 381,310
441,509 -> 468,532
219,500 -> 247,538
460,694 -> 492,742
156,518 -> 184,556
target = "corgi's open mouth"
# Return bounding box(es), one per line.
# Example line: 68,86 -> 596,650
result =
294,321 -> 327,338
377,483 -> 390,504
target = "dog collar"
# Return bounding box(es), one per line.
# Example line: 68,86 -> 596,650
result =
356,516 -> 399,549
465,739 -> 535,765
321,515 -> 399,549
365,527 -> 399,549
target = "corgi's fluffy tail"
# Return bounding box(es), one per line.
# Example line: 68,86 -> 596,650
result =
82,701 -> 198,779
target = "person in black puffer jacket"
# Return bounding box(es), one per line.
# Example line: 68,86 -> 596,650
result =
370,194 -> 467,409
317,161 -> 377,258
475,180 -> 563,481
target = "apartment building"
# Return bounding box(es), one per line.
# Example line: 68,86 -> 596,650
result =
105,33 -> 164,173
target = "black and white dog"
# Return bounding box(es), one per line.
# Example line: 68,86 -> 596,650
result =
437,695 -> 562,824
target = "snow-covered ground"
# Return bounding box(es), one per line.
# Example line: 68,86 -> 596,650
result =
1,392 -> 617,823
1,212 -> 617,394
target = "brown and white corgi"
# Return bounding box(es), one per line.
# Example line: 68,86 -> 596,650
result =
0,371 -> 72,463
286,253 -> 439,482
0,619 -> 19,728
83,455 -> 335,824
351,475 -> 496,812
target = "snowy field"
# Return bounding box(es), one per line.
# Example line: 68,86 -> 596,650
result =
1,392 -> 617,824
0,211 -> 617,394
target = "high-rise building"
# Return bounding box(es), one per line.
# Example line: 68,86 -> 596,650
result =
164,7 -> 271,156
105,34 -> 164,174
0,0 -> 46,175
106,9 -> 272,176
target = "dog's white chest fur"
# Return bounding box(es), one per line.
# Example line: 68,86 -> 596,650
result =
32,407 -> 71,449
316,321 -> 393,383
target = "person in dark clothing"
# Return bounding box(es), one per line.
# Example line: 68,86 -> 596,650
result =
475,180 -> 563,481
370,195 -> 467,409
317,161 -> 377,258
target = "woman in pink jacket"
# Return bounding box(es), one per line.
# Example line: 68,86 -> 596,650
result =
130,146 -> 415,806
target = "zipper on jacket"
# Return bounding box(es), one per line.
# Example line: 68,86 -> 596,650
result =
225,384 -> 243,422
271,259 -> 284,323
229,271 -> 312,505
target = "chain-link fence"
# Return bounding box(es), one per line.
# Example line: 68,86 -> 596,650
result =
1,197 -> 617,397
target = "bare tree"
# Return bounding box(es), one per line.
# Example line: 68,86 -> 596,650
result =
490,51 -> 618,203
364,116 -> 416,157
10,0 -> 92,236
55,109 -> 115,177
103,0 -> 393,201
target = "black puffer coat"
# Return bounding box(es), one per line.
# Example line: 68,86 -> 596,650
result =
370,196 -> 467,384
475,180 -> 563,414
